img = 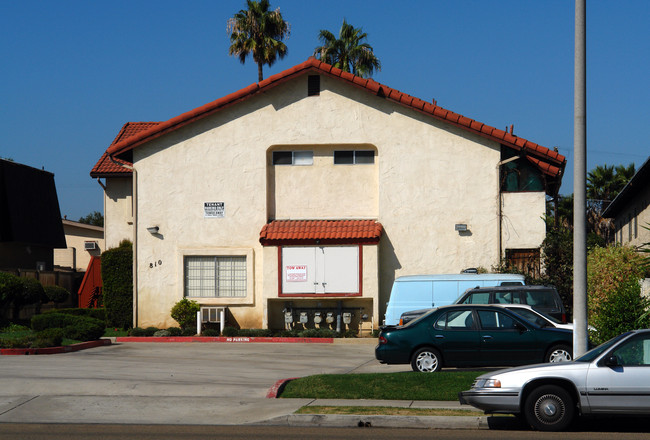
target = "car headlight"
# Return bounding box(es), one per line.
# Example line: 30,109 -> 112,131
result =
474,378 -> 501,389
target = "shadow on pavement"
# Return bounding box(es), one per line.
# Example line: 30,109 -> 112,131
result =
486,415 -> 649,433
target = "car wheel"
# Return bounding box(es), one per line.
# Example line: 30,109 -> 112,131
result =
524,385 -> 575,431
546,345 -> 572,363
411,347 -> 442,372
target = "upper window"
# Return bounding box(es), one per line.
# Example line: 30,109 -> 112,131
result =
500,149 -> 545,192
434,310 -> 474,330
334,150 -> 374,165
184,256 -> 247,298
273,151 -> 313,166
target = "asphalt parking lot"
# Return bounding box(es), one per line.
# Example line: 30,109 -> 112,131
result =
0,340 -> 406,425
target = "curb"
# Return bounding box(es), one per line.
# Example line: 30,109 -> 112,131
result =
0,339 -> 111,355
266,378 -> 299,398
256,414 -> 489,429
116,336 -> 335,343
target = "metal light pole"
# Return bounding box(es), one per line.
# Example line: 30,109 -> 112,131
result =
573,0 -> 589,357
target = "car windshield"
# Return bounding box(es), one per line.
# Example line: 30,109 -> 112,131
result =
575,332 -> 632,362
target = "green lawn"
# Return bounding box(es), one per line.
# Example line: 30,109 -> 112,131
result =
280,371 -> 481,401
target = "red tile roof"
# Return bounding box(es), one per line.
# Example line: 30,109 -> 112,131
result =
259,220 -> 383,245
103,58 -> 565,192
90,122 -> 159,177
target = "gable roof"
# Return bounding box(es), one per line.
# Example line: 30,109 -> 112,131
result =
103,58 -> 565,192
90,122 -> 159,177
603,156 -> 650,218
259,220 -> 383,246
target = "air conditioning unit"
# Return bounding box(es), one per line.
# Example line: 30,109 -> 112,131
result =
201,307 -> 225,323
84,241 -> 97,250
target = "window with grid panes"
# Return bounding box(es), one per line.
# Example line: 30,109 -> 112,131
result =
184,256 -> 246,297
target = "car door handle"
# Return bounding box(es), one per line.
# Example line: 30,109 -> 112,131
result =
482,335 -> 492,340
435,335 -> 444,339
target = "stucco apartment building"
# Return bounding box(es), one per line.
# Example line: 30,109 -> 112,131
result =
91,58 -> 565,331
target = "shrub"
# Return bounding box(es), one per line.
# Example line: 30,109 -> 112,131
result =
102,241 -> 133,329
222,326 -> 238,337
62,316 -> 105,341
181,327 -> 195,336
0,272 -> 22,309
300,328 -> 336,338
237,328 -> 272,337
129,327 -> 147,336
44,285 -> 70,304
0,336 -> 33,348
153,329 -> 170,337
33,328 -> 64,348
143,326 -> 159,336
202,328 -> 220,336
42,308 -> 107,321
590,276 -> 650,345
167,327 -> 182,336
31,313 -> 104,341
588,245 -> 645,313
170,299 -> 200,330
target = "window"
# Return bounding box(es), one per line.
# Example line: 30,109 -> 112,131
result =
500,149 -> 545,192
634,209 -> 638,239
184,256 -> 246,298
461,292 -> 490,304
434,310 -> 474,330
308,75 -> 320,96
334,150 -> 374,164
478,310 -> 518,330
611,334 -> 650,366
628,214 -> 633,242
272,151 -> 313,165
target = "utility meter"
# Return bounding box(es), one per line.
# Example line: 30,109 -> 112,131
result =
299,312 -> 308,324
325,312 -> 335,324
342,312 -> 352,324
314,312 -> 322,324
284,311 -> 293,323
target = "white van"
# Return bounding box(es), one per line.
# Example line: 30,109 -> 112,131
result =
383,273 -> 525,326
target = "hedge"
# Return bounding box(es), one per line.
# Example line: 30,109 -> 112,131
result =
102,241 -> 133,328
31,313 -> 105,341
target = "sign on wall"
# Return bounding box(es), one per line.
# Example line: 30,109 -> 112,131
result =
286,265 -> 308,282
204,202 -> 225,218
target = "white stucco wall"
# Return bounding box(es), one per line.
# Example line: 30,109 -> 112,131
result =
613,184 -> 650,248
501,191 -> 547,250
104,177 -> 133,249
54,221 -> 104,271
128,73 -> 546,329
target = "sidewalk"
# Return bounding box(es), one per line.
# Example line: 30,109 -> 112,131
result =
257,398 -> 491,430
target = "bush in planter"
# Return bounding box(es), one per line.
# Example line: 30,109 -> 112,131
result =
62,316 -> 105,341
32,328 -> 65,348
170,298 -> 200,330
181,327 -> 195,336
31,313 -> 76,331
43,307 -> 107,321
167,327 -> 182,336
237,329 -> 272,337
153,329 -> 171,337
129,327 -> 147,336
222,326 -> 238,337
102,241 -> 133,329
202,328 -> 220,337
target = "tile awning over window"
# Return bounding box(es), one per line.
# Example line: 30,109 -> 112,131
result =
259,220 -> 383,246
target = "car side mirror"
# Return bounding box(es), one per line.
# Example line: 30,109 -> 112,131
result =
604,355 -> 620,367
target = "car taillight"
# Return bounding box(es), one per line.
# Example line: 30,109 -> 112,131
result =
379,336 -> 388,344
399,318 -> 404,326
562,313 -> 567,324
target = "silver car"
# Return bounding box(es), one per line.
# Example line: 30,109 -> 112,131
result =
459,329 -> 650,431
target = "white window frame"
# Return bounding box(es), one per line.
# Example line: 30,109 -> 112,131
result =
179,248 -> 254,305
333,150 -> 375,165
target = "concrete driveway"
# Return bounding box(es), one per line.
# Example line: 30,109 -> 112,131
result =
0,340 -> 406,425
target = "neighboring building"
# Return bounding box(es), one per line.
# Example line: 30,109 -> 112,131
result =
0,159 -> 66,271
92,58 -> 566,330
603,156 -> 650,248
54,219 -> 105,272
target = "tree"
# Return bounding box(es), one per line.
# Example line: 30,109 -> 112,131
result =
227,0 -> 290,82
313,19 -> 381,78
79,211 -> 104,227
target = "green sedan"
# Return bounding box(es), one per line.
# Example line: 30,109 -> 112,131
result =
375,304 -> 573,372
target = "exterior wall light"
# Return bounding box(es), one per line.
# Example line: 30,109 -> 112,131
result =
455,224 -> 468,232
147,226 -> 160,234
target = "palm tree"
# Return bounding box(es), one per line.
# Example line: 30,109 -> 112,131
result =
313,19 -> 381,78
227,0 -> 290,82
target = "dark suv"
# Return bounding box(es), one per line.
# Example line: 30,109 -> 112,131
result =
454,285 -> 567,323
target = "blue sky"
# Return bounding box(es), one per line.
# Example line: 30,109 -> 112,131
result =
2,1 -> 648,220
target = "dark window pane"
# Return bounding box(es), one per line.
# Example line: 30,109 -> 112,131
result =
334,151 -> 354,164
355,150 -> 374,164
273,151 -> 293,165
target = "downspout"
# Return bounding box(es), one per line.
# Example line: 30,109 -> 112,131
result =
108,155 -> 138,328
496,155 -> 520,264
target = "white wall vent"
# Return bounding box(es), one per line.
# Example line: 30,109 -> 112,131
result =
84,241 -> 97,250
